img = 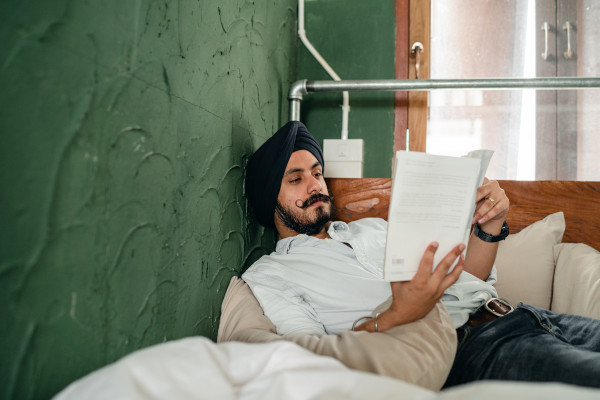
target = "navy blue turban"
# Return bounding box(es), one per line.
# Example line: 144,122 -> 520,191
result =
245,121 -> 324,228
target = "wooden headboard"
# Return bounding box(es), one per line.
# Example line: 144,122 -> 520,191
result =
327,179 -> 600,251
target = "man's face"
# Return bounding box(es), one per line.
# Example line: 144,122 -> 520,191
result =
275,150 -> 332,236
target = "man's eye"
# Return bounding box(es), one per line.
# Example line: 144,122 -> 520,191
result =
290,178 -> 300,183
314,172 -> 322,177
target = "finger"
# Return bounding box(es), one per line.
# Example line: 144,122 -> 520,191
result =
475,179 -> 493,202
431,243 -> 466,280
474,198 -> 496,223
477,204 -> 501,223
475,188 -> 508,223
478,193 -> 509,223
473,185 -> 496,222
475,179 -> 499,203
413,242 -> 439,282
472,198 -> 489,224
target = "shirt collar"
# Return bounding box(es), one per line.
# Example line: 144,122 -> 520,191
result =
327,221 -> 350,240
274,221 -> 351,254
275,234 -> 314,254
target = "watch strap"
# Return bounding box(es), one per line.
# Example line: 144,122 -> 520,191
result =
474,221 -> 509,242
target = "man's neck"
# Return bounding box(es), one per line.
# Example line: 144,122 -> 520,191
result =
277,221 -> 331,241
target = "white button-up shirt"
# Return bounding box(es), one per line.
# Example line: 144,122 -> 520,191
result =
242,218 -> 497,335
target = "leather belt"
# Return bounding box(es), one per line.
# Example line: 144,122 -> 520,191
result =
457,298 -> 514,341
467,298 -> 514,327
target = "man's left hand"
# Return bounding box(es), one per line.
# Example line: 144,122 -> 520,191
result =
472,178 -> 509,231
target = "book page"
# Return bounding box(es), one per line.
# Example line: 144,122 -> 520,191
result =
383,150 -> 492,281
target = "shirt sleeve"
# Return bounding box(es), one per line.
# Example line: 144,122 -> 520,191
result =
441,265 -> 499,328
242,269 -> 326,336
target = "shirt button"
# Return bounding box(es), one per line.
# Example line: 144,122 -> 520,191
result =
361,257 -> 367,262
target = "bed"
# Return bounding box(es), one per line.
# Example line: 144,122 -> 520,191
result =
54,179 -> 600,400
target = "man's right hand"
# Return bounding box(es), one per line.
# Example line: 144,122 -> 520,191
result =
355,242 -> 464,332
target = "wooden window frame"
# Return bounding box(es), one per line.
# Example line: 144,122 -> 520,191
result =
394,0 -> 430,153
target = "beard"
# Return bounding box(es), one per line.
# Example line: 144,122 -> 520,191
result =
275,193 -> 333,235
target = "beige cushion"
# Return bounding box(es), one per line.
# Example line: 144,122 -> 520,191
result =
217,276 -> 457,391
494,212 -> 565,309
551,243 -> 600,319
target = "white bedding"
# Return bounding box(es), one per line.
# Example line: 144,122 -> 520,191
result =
54,337 -> 599,400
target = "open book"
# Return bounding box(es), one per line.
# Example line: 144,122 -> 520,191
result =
383,150 -> 494,281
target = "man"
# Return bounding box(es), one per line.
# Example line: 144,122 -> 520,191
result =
241,121 -> 600,388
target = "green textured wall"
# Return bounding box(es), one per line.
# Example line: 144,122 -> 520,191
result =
298,0 -> 396,178
0,1 -> 296,398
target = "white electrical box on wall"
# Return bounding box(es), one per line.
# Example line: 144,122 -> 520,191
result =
323,139 -> 364,178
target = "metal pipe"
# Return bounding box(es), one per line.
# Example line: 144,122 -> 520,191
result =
298,0 -> 350,139
288,77 -> 600,120
288,80 -> 307,121
290,99 -> 302,122
289,79 -> 307,100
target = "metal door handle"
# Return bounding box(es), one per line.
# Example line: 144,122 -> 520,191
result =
563,21 -> 573,59
541,22 -> 550,60
411,42 -> 424,79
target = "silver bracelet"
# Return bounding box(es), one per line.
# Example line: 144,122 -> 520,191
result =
352,313 -> 382,332
352,316 -> 372,331
374,312 -> 381,332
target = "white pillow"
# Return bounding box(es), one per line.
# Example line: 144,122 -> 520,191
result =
494,212 -> 565,309
551,243 -> 600,319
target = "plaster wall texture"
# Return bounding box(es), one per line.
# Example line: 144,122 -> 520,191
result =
0,0 -> 296,398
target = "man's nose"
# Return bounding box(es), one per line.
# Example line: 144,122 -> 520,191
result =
307,175 -> 322,194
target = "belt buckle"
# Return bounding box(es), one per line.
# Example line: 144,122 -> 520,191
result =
484,298 -> 514,318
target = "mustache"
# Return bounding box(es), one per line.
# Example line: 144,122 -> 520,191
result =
295,193 -> 334,209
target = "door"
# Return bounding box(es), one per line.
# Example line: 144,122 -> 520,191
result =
414,0 -> 600,180
537,0 -> 578,179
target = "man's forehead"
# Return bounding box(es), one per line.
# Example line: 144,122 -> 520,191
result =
283,150 -> 322,175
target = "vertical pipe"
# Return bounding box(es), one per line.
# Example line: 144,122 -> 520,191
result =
290,99 -> 301,121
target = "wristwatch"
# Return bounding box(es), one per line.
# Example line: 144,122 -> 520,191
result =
473,221 -> 509,242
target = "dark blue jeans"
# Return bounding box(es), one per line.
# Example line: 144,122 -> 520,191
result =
444,304 -> 600,388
